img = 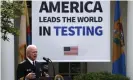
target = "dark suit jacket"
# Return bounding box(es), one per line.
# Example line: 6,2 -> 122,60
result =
17,59 -> 42,80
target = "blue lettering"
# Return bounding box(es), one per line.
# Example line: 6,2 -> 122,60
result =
75,26 -> 82,36
95,26 -> 103,36
62,26 -> 67,36
53,26 -> 103,36
68,26 -> 75,36
54,26 -> 61,36
83,26 -> 86,36
86,26 -> 94,36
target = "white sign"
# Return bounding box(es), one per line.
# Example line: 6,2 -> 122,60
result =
32,0 -> 110,62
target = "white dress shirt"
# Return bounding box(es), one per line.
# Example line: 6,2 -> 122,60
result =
27,57 -> 35,65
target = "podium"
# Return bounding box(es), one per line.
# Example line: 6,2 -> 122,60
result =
38,76 -> 72,80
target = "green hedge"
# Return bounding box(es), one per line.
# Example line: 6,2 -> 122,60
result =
73,72 -> 129,80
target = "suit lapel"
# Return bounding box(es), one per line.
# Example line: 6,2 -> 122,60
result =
25,58 -> 35,69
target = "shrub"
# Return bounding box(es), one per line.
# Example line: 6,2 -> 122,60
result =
73,72 -> 129,80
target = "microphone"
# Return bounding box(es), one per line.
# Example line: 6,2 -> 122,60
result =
43,57 -> 50,63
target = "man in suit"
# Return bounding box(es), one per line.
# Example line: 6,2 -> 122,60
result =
17,45 -> 43,80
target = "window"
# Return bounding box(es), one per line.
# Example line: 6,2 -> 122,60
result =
59,62 -> 87,79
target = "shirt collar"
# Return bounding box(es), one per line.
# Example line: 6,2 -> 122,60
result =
27,57 -> 35,65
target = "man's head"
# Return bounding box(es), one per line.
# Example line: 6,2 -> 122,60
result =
26,45 -> 37,61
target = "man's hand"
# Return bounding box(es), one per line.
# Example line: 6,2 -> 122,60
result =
44,72 -> 49,77
26,72 -> 36,79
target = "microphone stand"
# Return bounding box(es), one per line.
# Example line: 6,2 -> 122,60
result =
48,59 -> 55,77
43,57 -> 55,77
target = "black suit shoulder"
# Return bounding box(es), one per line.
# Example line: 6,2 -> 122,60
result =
17,59 -> 42,80
16,60 -> 27,80
18,60 -> 27,66
20,60 -> 26,64
17,59 -> 33,79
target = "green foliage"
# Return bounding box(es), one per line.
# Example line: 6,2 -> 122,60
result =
1,1 -> 23,41
73,72 -> 129,80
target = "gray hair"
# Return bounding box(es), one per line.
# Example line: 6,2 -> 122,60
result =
26,44 -> 37,55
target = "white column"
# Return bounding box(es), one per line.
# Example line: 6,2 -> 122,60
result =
0,1 -> 1,80
127,1 -> 133,80
1,21 -> 15,80
1,0 -> 15,79
1,34 -> 14,80
0,18 -> 1,80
